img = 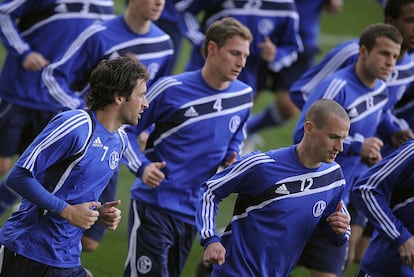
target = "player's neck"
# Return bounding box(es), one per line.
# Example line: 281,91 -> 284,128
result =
124,12 -> 151,34
355,63 -> 377,89
96,109 -> 122,133
296,142 -> 321,169
201,65 -> 230,91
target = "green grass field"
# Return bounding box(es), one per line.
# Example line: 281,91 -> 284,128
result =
0,1 -> 383,276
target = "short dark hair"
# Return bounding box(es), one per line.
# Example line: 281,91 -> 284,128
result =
384,0 -> 414,21
87,54 -> 149,110
359,23 -> 402,51
203,17 -> 252,57
306,99 -> 349,129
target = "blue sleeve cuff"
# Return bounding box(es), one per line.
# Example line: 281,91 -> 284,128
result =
200,236 -> 221,249
397,228 -> 413,248
136,160 -> 151,178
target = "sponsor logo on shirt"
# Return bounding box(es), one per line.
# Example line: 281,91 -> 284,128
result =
275,184 -> 290,195
92,137 -> 104,148
184,106 -> 199,117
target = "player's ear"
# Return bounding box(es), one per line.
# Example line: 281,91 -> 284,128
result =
359,45 -> 368,59
304,121 -> 313,134
114,93 -> 124,104
207,40 -> 217,56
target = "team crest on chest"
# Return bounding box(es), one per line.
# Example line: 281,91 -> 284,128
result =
109,151 -> 120,169
312,200 -> 326,217
146,62 -> 160,80
258,19 -> 274,36
229,115 -> 241,133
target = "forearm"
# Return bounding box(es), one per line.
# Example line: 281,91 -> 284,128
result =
5,166 -> 67,213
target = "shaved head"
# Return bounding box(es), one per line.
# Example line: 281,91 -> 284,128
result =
305,99 -> 350,129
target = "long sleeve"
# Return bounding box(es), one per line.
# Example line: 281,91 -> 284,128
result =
196,152 -> 273,248
0,1 -> 54,61
352,141 -> 414,246
41,23 -> 106,109
5,166 -> 67,213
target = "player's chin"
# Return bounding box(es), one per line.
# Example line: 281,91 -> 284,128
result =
325,156 -> 336,164
127,117 -> 139,126
228,72 -> 240,80
378,72 -> 391,81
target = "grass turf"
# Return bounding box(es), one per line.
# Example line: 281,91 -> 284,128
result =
0,1 -> 383,276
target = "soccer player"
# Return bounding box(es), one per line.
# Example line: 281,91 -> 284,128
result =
292,23 -> 403,277
197,99 -> 351,276
395,84 -> 414,132
183,0 -> 302,135
290,0 -> 414,154
155,0 -> 205,74
0,55 -> 149,277
33,0 -> 173,253
246,0 -> 343,137
352,138 -> 414,276
0,0 -> 115,215
122,17 -> 253,276
292,0 -> 414,270
42,0 -> 173,99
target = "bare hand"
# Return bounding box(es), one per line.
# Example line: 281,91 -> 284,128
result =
60,201 -> 100,229
223,152 -> 237,168
138,131 -> 149,152
142,161 -> 167,187
258,36 -> 276,62
22,52 -> 49,71
204,242 -> 226,265
325,0 -> 343,14
97,200 -> 122,230
360,137 -> 383,166
389,129 -> 414,148
398,236 -> 414,269
326,201 -> 350,235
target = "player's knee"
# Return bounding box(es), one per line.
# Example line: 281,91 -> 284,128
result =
275,92 -> 299,120
81,236 -> 100,252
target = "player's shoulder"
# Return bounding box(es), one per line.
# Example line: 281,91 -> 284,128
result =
50,109 -> 93,133
42,110 -> 94,150
229,79 -> 253,94
320,38 -> 359,64
149,21 -> 172,38
147,74 -> 184,97
55,108 -> 90,119
324,65 -> 354,83
265,146 -> 297,163
117,127 -> 129,147
335,38 -> 359,50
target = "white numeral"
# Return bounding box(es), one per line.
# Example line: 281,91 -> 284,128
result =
300,178 -> 313,191
101,146 -> 108,161
213,99 -> 222,112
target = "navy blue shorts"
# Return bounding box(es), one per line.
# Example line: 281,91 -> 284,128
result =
297,229 -> 348,276
0,101 -> 56,157
256,47 -> 319,92
0,246 -> 87,277
83,170 -> 119,242
123,200 -> 197,277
